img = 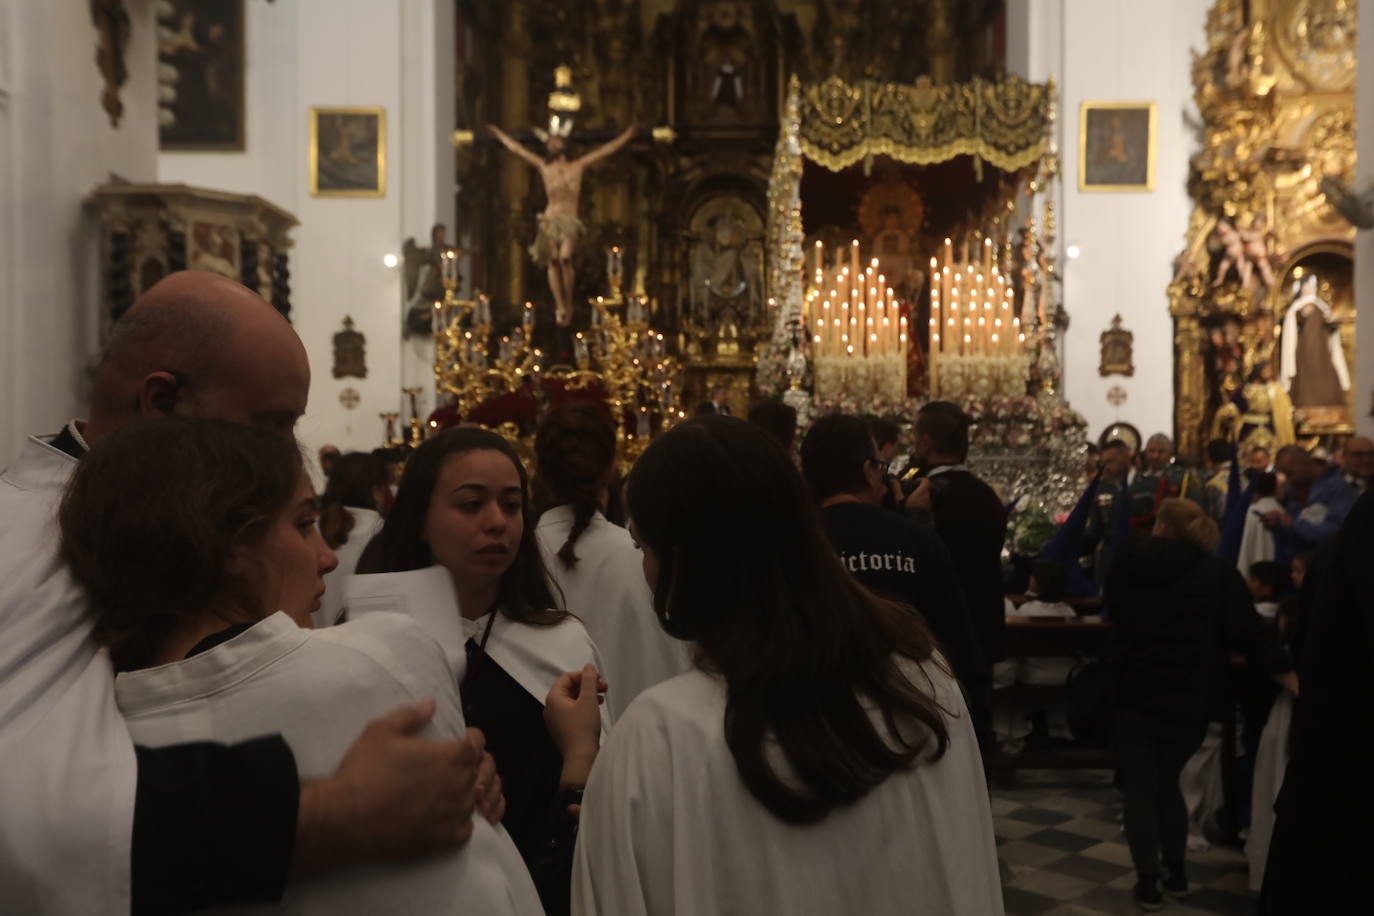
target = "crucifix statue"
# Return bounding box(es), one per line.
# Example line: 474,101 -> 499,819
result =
486,118 -> 635,327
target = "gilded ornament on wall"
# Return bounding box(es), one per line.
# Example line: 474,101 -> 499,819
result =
1168,0 -> 1357,459
332,316 -> 367,380
1099,315 -> 1134,377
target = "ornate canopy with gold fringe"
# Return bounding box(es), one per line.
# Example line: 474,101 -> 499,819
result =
798,74 -> 1052,173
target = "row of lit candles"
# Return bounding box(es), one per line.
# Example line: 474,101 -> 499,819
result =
929,236 -> 1024,360
806,240 -> 908,359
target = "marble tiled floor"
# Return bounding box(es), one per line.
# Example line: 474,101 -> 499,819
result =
994,770 -> 1256,915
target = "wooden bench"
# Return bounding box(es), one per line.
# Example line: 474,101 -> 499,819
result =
989,618 -> 1114,775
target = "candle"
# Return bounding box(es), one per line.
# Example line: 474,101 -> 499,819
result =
850,239 -> 860,278
814,239 -> 823,275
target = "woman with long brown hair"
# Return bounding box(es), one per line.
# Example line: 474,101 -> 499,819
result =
534,404 -> 688,719
354,427 -> 606,916
572,416 -> 1000,915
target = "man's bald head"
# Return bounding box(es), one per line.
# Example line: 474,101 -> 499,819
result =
1344,436 -> 1374,480
86,271 -> 310,444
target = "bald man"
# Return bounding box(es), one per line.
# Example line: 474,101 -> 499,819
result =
0,273 -> 493,914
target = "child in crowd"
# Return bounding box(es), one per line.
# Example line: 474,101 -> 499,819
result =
1247,560 -> 1287,621
995,561 -> 1078,747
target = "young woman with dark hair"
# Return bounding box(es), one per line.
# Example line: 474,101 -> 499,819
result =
572,416 -> 1000,915
354,426 -> 606,915
534,404 -> 689,720
316,451 -> 393,626
60,417 -> 544,914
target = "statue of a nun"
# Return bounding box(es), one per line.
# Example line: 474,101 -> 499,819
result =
1280,274 -> 1350,409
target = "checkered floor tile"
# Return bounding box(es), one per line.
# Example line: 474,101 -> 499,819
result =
994,770 -> 1256,915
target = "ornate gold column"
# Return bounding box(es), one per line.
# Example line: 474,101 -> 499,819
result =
500,1 -> 531,307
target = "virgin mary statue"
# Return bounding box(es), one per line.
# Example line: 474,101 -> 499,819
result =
1280,274 -> 1350,409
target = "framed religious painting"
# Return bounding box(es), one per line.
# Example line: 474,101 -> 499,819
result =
309,107 -> 386,197
1078,102 -> 1156,192
157,0 -> 246,151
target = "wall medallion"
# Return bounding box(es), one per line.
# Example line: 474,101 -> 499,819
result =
333,316 -> 367,379
1099,314 -> 1134,377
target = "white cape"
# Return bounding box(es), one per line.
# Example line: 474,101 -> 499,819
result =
537,506 -> 691,720
315,506 -> 383,627
116,611 -> 543,915
0,436 -> 135,915
573,662 -> 1004,916
347,566 -> 610,736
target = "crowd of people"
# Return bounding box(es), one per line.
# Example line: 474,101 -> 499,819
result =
0,270 -> 1369,914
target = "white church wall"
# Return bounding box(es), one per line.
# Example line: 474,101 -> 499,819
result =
1,0 -> 159,462
1010,0 -> 1208,447
158,0 -> 454,462
1356,0 -> 1373,439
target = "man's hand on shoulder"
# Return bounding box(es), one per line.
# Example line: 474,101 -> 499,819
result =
294,698 -> 479,876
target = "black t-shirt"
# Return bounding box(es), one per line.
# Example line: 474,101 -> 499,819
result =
818,501 -> 989,693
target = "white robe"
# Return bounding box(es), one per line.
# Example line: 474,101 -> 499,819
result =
536,506 -> 691,721
315,506 -> 383,627
572,661 -> 1004,916
1246,690 -> 1294,891
0,436 -> 135,915
347,566 -> 610,736
116,611 -> 544,915
1237,496 -> 1281,576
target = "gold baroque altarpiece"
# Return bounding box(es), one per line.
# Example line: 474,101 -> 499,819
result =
1169,0 -> 1358,460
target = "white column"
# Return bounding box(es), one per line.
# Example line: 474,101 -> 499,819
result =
398,0 -> 457,426
1057,0 -> 1207,441
1355,0 -> 1374,437
2,0 -> 158,462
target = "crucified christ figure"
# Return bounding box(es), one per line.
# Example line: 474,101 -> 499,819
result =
487,123 -> 636,327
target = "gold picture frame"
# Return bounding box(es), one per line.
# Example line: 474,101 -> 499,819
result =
1078,102 -> 1156,192
310,107 -> 386,198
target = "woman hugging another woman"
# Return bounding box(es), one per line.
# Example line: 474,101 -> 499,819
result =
61,418 -> 544,915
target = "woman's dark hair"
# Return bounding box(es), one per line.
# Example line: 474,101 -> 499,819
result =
1255,471 -> 1279,499
747,400 -> 799,452
320,452 -> 390,549
1248,560 -> 1289,596
534,404 -> 617,569
799,414 -> 876,502
865,415 -> 901,451
1206,438 -> 1232,466
59,417 -> 304,671
627,416 -> 951,825
357,427 -> 565,624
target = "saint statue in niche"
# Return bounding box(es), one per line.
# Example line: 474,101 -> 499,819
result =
1280,273 -> 1350,409
697,2 -> 756,118
487,120 -> 635,327
687,196 -> 764,336
402,223 -> 453,338
1227,361 -> 1295,455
